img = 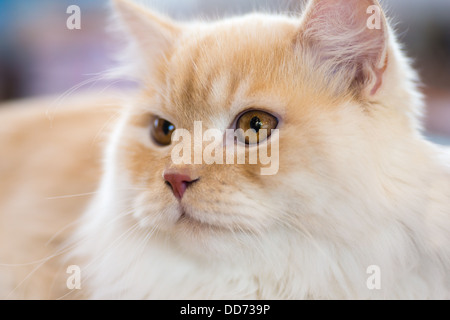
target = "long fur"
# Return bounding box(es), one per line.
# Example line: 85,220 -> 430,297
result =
62,0 -> 450,299
1,0 -> 448,299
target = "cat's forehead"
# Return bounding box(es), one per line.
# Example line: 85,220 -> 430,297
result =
157,14 -> 298,127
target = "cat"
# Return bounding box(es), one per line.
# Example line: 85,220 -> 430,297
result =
1,0 -> 449,299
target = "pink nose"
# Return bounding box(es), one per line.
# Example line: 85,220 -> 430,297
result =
163,172 -> 198,200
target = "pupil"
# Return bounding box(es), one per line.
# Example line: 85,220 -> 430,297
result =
162,121 -> 173,135
250,116 -> 262,132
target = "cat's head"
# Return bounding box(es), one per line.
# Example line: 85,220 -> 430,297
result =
105,0 -> 423,257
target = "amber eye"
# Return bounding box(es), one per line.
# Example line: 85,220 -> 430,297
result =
236,110 -> 278,145
151,117 -> 175,146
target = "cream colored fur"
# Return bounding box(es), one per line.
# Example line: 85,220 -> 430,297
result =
1,0 -> 449,299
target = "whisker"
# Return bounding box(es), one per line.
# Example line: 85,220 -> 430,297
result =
1,209 -> 134,268
116,217 -> 158,298
45,216 -> 86,247
3,208 -> 135,298
45,186 -> 154,201
51,208 -> 137,299
91,110 -> 123,146
46,75 -> 107,122
78,218 -> 147,288
45,192 -> 99,200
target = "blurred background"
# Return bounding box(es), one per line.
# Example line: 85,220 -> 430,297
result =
0,0 -> 449,143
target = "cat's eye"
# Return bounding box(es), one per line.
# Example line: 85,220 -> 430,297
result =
236,110 -> 278,145
151,117 -> 175,146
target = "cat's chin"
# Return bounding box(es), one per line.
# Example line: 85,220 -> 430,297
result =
132,193 -> 269,256
155,204 -> 256,257
174,204 -> 231,234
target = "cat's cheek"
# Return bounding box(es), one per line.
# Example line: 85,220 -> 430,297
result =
132,191 -> 180,229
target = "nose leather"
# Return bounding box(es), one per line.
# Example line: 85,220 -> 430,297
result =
163,172 -> 198,200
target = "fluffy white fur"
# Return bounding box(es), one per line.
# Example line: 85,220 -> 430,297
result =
67,0 -> 450,299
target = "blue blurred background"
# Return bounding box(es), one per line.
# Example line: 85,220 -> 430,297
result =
0,0 -> 449,142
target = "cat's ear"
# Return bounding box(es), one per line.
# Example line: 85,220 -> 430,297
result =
298,0 -> 389,98
112,0 -> 181,77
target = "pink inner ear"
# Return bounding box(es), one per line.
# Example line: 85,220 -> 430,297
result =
301,0 -> 389,97
370,54 -> 388,95
304,0 -> 370,32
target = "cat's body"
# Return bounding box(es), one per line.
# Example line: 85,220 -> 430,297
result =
1,0 -> 450,299
0,94 -> 118,299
